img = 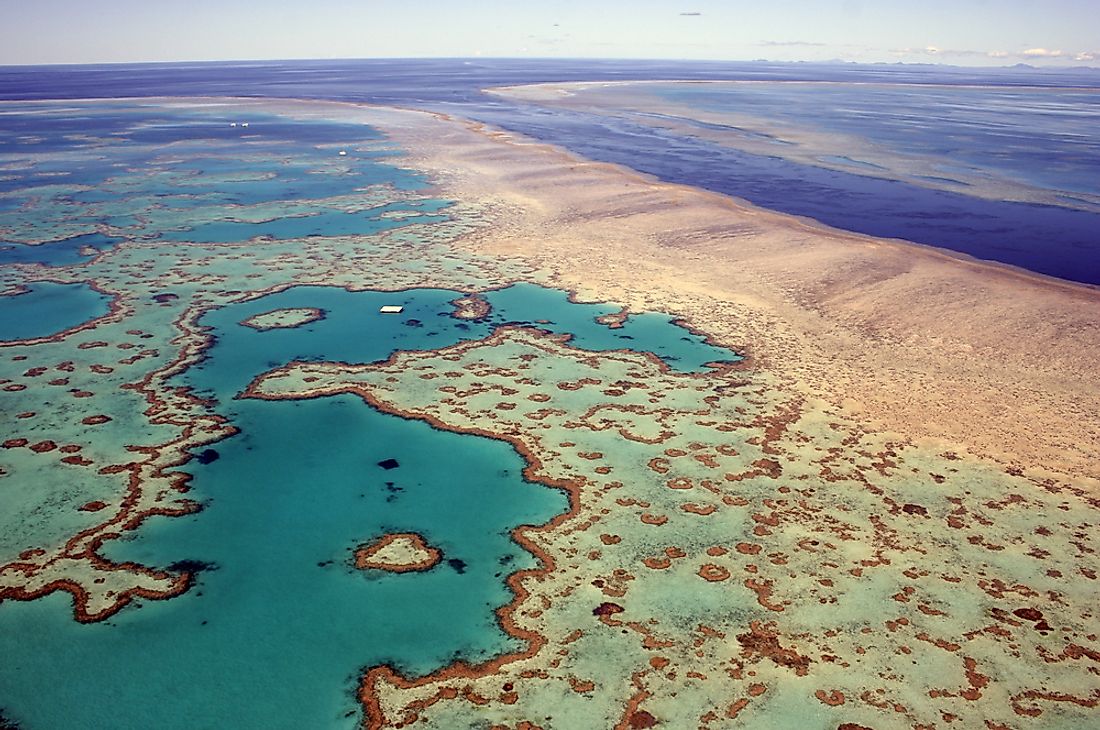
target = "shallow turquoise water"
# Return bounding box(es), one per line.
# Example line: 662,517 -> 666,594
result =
484,282 -> 739,371
0,281 -> 113,341
0,283 -> 739,728
0,398 -> 556,728
0,102 -> 429,250
156,202 -> 451,244
0,101 -> 740,728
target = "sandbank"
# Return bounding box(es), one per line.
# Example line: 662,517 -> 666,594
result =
358,102 -> 1100,485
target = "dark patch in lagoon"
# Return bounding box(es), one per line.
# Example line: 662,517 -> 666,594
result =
377,458 -> 400,470
447,558 -> 467,574
195,449 -> 220,465
166,559 -> 218,573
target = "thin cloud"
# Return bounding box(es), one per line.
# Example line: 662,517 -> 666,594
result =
893,46 -> 984,57
679,12 -> 702,16
889,45 -> 1098,64
1021,48 -> 1065,58
760,41 -> 827,47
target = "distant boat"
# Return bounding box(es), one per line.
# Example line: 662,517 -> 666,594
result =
241,122 -> 249,128
230,122 -> 237,127
338,150 -> 348,156
379,305 -> 403,314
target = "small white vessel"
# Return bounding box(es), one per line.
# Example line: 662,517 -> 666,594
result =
379,305 -> 404,314
338,150 -> 348,156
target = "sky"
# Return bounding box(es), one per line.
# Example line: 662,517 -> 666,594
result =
1,0 -> 1097,67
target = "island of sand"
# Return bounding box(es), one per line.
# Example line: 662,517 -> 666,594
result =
239,307 -> 326,331
353,533 -> 442,573
448,292 -> 491,320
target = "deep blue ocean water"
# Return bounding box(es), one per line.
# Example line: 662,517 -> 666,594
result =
643,83 -> 1100,198
0,233 -> 120,267
2,59 -> 1097,284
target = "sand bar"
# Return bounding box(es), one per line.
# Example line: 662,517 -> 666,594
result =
358,101 -> 1100,484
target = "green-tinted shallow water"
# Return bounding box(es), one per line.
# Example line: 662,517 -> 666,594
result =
0,98 -> 747,728
0,283 -> 739,728
155,201 -> 452,244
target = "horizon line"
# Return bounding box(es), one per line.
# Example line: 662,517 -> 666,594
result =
1,56 -> 1098,72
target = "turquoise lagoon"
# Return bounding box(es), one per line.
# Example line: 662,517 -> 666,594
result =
0,233 -> 121,267
0,100 -> 739,728
0,282 -> 738,728
0,281 -> 112,342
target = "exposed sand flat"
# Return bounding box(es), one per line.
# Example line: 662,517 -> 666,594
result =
369,106 -> 1100,484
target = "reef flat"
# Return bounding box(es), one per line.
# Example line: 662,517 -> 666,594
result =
334,101 -> 1100,727
0,97 -> 1098,728
355,533 -> 443,573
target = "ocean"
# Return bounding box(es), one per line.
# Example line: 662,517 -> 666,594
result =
2,58 -> 1098,284
1,60 -> 1098,728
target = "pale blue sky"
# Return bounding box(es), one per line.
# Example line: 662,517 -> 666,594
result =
2,0 -> 1097,66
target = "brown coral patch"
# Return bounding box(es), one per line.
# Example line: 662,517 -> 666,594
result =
593,602 -> 625,617
640,513 -> 668,526
698,564 -> 731,582
816,689 -> 846,706
354,532 -> 442,573
736,621 -> 811,675
449,293 -> 492,321
625,710 -> 658,728
745,577 -> 785,611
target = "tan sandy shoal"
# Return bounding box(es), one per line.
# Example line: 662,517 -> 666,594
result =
368,107 -> 1100,485
154,95 -> 1099,483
